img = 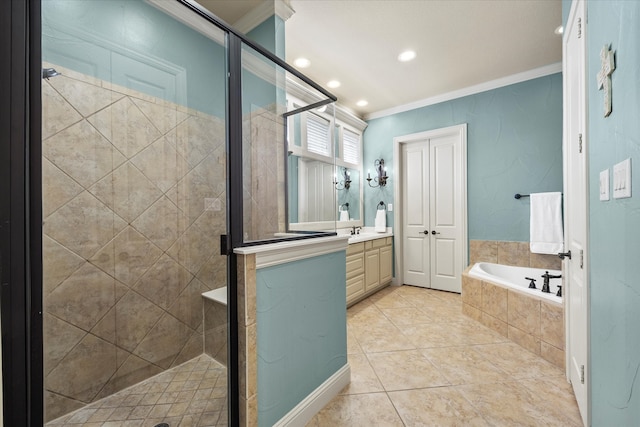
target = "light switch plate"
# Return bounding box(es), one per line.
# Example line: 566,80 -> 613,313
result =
600,169 -> 610,201
613,158 -> 632,199
388,203 -> 393,212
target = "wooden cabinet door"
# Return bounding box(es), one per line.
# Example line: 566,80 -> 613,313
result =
379,244 -> 393,284
364,249 -> 380,292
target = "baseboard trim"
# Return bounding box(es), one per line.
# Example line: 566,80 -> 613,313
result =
273,363 -> 351,427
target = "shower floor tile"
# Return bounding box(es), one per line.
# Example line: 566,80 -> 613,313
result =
46,354 -> 227,427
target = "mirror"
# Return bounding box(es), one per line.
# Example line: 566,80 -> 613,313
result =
287,157 -> 362,230
285,100 -> 364,232
337,167 -> 360,221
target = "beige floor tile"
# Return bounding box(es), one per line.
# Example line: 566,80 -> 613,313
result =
474,342 -> 563,379
367,350 -> 450,391
518,376 -> 583,425
308,393 -> 404,426
346,328 -> 363,354
457,381 -> 579,426
371,291 -> 416,309
341,353 -> 384,395
351,323 -> 416,353
380,306 -> 434,326
388,387 -> 490,426
421,346 -> 511,385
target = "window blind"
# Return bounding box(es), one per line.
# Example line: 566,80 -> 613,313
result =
343,128 -> 360,164
306,113 -> 331,156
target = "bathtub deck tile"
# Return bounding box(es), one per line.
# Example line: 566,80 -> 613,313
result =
508,325 -> 541,356
481,282 -> 508,322
462,303 -> 482,322
461,274 -> 482,308
541,341 -> 565,369
507,290 -> 541,337
480,312 -> 508,338
541,300 -> 564,349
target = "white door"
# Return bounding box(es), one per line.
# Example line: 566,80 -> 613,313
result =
397,125 -> 467,292
564,0 -> 589,424
430,135 -> 464,292
402,141 -> 430,286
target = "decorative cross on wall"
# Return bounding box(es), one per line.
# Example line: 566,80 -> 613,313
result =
597,44 -> 616,117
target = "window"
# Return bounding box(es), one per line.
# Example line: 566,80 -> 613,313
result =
342,127 -> 360,165
306,112 -> 331,156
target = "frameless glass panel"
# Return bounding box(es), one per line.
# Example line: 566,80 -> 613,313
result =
240,42 -> 337,243
41,1 -> 229,425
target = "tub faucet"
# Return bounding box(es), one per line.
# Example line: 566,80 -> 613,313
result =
350,226 -> 361,235
541,271 -> 562,293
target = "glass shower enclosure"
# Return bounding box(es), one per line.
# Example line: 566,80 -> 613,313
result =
33,0 -> 336,425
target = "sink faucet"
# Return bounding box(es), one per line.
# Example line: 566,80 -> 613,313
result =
541,271 -> 562,293
350,226 -> 361,235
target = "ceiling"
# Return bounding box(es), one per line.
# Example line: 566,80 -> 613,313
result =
197,0 -> 563,119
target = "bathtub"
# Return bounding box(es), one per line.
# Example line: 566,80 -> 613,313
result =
468,262 -> 562,304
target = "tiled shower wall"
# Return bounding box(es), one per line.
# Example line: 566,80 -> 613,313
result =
469,240 -> 562,271
243,106 -> 286,242
42,63 -> 227,421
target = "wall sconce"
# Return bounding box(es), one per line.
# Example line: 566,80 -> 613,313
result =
334,168 -> 351,190
367,158 -> 388,188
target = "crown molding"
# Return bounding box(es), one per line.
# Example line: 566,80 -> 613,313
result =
365,62 -> 562,121
234,0 -> 295,34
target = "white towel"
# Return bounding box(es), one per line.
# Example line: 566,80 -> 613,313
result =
530,192 -> 563,254
339,210 -> 349,222
375,209 -> 386,233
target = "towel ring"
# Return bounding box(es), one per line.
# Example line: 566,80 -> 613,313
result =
340,203 -> 349,211
377,201 -> 386,210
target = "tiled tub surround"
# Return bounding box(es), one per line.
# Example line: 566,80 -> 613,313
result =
42,63 -> 228,420
469,239 -> 562,271
461,268 -> 565,369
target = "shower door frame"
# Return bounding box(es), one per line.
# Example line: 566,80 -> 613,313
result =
1,0 -> 337,425
1,0 -> 44,425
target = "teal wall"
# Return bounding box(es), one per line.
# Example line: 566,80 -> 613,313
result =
256,252 -> 347,426
363,74 -> 563,242
42,0 -> 226,117
586,1 -> 640,424
247,15 -> 286,60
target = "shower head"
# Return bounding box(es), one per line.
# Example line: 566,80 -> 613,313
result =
42,68 -> 61,79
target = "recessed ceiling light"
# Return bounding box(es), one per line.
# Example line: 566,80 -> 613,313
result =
294,57 -> 311,68
554,25 -> 564,35
327,80 -> 341,88
398,50 -> 416,62
356,100 -> 368,107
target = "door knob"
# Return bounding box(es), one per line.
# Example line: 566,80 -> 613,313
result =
422,230 -> 429,235
431,230 -> 440,235
557,251 -> 572,260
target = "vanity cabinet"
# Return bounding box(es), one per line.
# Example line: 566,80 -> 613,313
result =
347,236 -> 393,306
346,242 -> 365,304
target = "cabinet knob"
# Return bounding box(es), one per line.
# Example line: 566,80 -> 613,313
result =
431,230 -> 440,235
422,230 -> 429,235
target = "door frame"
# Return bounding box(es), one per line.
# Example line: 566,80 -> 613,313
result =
393,124 -> 468,289
563,0 -> 590,423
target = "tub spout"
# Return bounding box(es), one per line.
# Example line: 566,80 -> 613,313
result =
541,271 -> 562,293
